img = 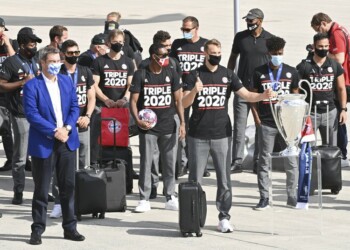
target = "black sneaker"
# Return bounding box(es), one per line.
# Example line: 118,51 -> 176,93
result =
12,192 -> 23,205
254,198 -> 270,211
230,163 -> 243,174
0,160 -> 12,172
203,170 -> 211,177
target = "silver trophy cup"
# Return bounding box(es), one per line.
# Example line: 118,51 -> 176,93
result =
270,80 -> 312,156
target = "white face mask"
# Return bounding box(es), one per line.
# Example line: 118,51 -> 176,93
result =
271,55 -> 283,66
48,63 -> 62,75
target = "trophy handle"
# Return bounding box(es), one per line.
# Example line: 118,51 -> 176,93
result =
298,79 -> 313,116
269,98 -> 288,144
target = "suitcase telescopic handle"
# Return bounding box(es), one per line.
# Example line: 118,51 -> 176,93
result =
314,100 -> 329,145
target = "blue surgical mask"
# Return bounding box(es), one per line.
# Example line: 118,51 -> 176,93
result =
271,55 -> 283,67
183,32 -> 193,40
48,63 -> 62,75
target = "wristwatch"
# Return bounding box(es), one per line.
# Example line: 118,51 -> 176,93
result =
64,124 -> 72,132
85,113 -> 91,119
341,107 -> 348,112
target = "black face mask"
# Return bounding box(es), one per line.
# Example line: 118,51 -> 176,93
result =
24,46 -> 37,59
208,55 -> 221,66
314,48 -> 328,58
65,55 -> 78,65
110,42 -> 123,53
247,23 -> 259,31
104,21 -> 119,34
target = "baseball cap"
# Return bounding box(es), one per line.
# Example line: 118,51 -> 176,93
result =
242,8 -> 264,20
91,33 -> 106,45
17,27 -> 42,43
0,17 -> 8,31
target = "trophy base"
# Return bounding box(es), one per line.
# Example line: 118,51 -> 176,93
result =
280,146 -> 299,156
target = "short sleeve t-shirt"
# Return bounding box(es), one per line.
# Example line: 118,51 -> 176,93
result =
129,66 -> 181,136
231,29 -> 274,88
328,22 -> 350,85
170,37 -> 208,82
252,63 -> 299,128
183,65 -> 243,139
0,54 -> 40,116
91,54 -> 134,106
297,57 -> 344,113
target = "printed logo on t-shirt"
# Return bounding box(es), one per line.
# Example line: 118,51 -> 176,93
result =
286,72 -> 292,78
143,84 -> 172,109
122,64 -> 127,70
261,80 -> 292,102
103,69 -> 127,88
178,52 -> 205,73
197,84 -> 227,110
309,73 -> 334,92
81,75 -> 85,82
327,67 -> 333,73
76,83 -> 87,107
104,64 -> 109,69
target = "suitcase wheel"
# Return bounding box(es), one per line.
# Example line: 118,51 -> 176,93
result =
99,212 -> 105,219
181,232 -> 190,237
92,212 -> 98,218
196,232 -> 203,237
331,188 -> 340,195
77,214 -> 82,221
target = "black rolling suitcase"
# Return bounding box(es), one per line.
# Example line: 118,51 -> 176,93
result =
178,181 -> 207,237
310,101 -> 342,195
75,127 -> 107,220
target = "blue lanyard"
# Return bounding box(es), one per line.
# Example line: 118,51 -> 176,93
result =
15,54 -> 35,74
68,67 -> 79,87
268,64 -> 283,91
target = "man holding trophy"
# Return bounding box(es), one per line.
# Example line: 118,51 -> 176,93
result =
251,36 -> 300,210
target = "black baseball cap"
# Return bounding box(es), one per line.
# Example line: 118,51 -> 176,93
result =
17,27 -> 42,43
242,8 -> 264,20
0,17 -> 8,31
91,33 -> 106,45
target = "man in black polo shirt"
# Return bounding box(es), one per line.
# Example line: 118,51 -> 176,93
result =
183,39 -> 273,232
297,33 -> 347,147
0,27 -> 42,204
227,8 -> 274,174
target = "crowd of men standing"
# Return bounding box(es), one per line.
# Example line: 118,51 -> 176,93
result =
0,7 -> 349,243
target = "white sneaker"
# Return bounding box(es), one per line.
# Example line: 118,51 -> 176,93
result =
50,204 -> 62,218
165,196 -> 178,211
134,200 -> 151,213
217,219 -> 234,233
341,158 -> 349,168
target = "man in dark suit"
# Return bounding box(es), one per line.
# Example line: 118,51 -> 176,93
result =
23,47 -> 84,245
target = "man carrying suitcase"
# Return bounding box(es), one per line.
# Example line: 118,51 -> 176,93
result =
297,33 -> 347,147
182,39 -> 273,232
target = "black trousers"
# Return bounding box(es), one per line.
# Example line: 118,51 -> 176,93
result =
31,140 -> 76,235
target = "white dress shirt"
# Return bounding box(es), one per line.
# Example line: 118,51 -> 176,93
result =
42,73 -> 63,128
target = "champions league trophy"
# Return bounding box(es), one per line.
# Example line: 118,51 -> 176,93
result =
269,80 -> 313,156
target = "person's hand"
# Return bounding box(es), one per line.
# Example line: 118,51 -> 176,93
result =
115,98 -> 128,108
104,99 -> 115,108
0,33 -> 10,45
54,127 -> 69,142
263,88 -> 276,99
137,119 -> 153,130
21,74 -> 35,86
194,77 -> 203,93
339,110 -> 347,125
178,123 -> 186,140
77,116 -> 90,128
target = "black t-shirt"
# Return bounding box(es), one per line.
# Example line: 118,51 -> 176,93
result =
78,50 -> 95,68
297,57 -> 344,113
231,29 -> 274,88
184,65 -> 243,139
129,66 -> 181,136
252,63 -> 299,128
0,40 -> 18,68
170,37 -> 208,82
91,54 -> 135,107
0,54 -> 40,116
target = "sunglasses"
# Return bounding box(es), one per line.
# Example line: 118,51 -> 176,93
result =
246,19 -> 257,24
180,27 -> 196,32
66,51 -> 80,56
156,53 -> 169,59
